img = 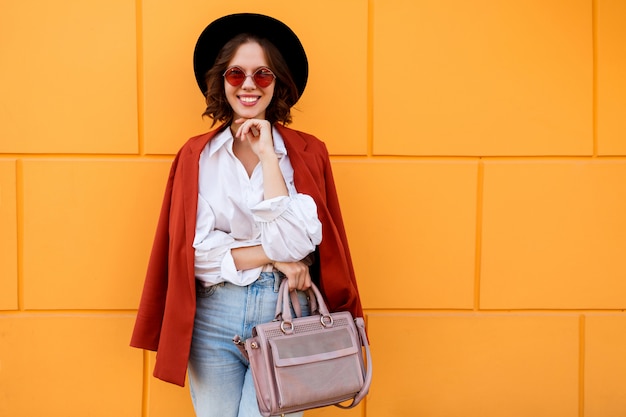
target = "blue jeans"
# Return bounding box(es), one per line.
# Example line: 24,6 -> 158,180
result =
188,272 -> 309,417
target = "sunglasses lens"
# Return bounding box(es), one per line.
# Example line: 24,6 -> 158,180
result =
223,67 -> 275,87
253,68 -> 275,87
224,68 -> 246,86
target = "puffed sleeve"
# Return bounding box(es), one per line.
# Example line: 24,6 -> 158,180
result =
193,194 -> 240,282
251,193 -> 322,262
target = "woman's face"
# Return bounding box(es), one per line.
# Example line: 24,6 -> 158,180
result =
224,41 -> 275,121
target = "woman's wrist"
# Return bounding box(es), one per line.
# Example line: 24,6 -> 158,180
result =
232,245 -> 273,270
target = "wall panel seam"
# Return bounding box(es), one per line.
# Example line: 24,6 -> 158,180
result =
0,154 -> 175,160
15,159 -> 24,311
579,314 -> 586,417
329,155 -> 626,162
142,350 -> 150,417
474,159 -> 484,311
592,0 -> 598,158
0,311 -> 140,316
366,0 -> 374,162
136,0 -> 145,157
365,309 -> 626,315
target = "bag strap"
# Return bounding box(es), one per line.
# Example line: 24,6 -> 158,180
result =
287,289 -> 319,317
274,287 -> 303,320
334,317 -> 373,409
278,280 -> 329,322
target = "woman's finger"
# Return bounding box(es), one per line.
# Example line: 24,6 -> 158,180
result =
275,260 -> 311,291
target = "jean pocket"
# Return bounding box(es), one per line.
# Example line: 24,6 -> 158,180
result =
196,282 -> 223,298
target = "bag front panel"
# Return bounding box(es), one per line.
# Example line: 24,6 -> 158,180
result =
269,325 -> 364,408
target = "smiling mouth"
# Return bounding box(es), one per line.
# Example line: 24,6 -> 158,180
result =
239,96 -> 260,104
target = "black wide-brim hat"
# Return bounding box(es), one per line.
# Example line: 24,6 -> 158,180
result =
193,13 -> 308,99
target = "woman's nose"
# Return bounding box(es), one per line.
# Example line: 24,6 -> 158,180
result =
241,74 -> 256,89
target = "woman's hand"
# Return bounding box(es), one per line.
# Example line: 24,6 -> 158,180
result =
234,117 -> 288,200
273,260 -> 312,291
234,118 -> 275,160
231,247 -> 312,291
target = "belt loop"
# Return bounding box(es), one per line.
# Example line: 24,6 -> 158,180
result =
273,271 -> 284,292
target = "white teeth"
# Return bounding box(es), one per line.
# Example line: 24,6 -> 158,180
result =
240,96 -> 258,103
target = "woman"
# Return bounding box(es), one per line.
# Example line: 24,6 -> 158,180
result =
131,13 -> 363,417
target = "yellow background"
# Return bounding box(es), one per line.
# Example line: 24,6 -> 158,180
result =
1,0 -> 625,416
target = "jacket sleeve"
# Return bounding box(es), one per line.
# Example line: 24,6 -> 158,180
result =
130,152 -> 181,351
318,144 -> 363,318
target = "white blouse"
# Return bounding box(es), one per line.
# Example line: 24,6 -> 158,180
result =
193,127 -> 322,286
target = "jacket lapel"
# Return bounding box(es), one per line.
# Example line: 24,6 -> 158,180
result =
181,129 -> 221,293
277,125 -> 323,202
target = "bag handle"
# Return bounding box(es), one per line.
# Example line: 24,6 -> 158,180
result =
277,280 -> 329,323
273,285 -> 320,321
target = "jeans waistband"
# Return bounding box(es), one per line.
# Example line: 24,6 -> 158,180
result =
195,271 -> 284,292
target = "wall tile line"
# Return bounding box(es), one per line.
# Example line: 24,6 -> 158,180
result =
367,0 -> 375,159
592,0 -> 598,158
579,314 -> 586,417
15,159 -> 24,312
136,0 -> 145,157
474,159 -> 484,310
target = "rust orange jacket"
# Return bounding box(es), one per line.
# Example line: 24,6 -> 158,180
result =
130,124 -> 363,386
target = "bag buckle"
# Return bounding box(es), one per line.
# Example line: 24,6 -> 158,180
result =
280,320 -> 294,334
320,314 -> 334,328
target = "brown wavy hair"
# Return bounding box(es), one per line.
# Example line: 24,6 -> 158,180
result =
202,33 -> 300,126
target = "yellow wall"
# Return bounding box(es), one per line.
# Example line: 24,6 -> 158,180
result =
1,0 -> 625,416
